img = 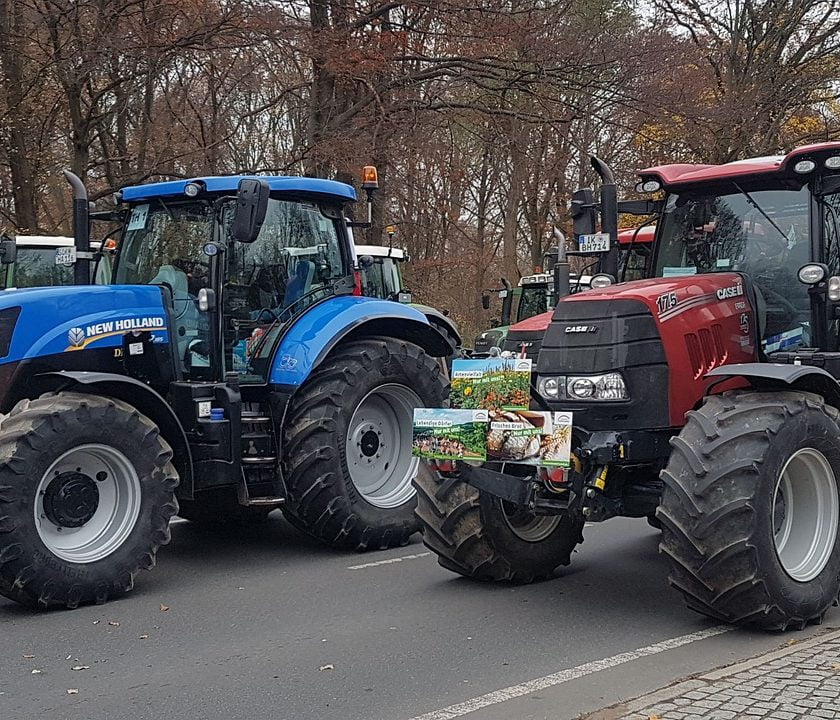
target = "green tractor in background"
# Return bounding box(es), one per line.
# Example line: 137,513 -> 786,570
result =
473,226 -> 655,355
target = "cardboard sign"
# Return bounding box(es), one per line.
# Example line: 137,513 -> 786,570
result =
487,411 -> 572,467
450,357 -> 531,411
412,408 -> 572,467
412,409 -> 489,461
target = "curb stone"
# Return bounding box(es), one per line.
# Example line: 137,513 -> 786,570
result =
579,626 -> 840,720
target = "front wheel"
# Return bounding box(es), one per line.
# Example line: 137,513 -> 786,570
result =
282,337 -> 448,550
414,470 -> 584,581
659,390 -> 840,630
0,392 -> 178,609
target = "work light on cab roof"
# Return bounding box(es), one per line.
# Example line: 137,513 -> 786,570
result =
361,165 -> 379,190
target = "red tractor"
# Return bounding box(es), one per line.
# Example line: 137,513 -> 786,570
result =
415,143 -> 840,630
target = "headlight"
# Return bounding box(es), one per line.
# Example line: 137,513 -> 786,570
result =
540,377 -> 560,398
538,372 -> 628,401
568,377 -> 596,398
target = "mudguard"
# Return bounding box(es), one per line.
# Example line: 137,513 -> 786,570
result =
413,303 -> 462,346
36,370 -> 195,498
269,295 -> 450,386
0,285 -> 168,361
706,362 -> 840,408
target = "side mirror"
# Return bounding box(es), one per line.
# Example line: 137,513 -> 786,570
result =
481,292 -> 491,310
570,188 -> 597,237
358,254 -> 374,269
0,236 -> 17,265
230,178 -> 270,243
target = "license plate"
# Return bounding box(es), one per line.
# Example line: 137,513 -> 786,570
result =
578,233 -> 610,253
55,247 -> 76,265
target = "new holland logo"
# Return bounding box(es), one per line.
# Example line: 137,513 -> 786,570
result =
67,327 -> 85,347
65,316 -> 166,351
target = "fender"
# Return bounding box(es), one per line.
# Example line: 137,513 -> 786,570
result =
36,371 -> 195,499
414,304 -> 462,346
706,362 -> 840,409
269,295 -> 451,387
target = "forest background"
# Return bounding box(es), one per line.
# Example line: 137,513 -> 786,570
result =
2,0 -> 839,338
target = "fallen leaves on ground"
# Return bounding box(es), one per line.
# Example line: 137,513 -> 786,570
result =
67,689 -> 78,695
319,664 -> 335,671
22,654 -> 34,659
30,669 -> 42,675
139,634 -> 149,640
108,621 -> 120,627
71,666 -> 89,671
160,604 -> 170,612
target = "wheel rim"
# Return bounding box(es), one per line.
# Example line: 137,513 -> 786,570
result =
345,383 -> 420,509
500,501 -> 561,542
34,444 -> 142,564
773,447 -> 839,582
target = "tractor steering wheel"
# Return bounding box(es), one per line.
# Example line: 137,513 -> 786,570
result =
254,307 -> 280,323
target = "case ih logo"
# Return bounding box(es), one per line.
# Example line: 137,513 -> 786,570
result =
716,283 -> 744,300
564,325 -> 598,334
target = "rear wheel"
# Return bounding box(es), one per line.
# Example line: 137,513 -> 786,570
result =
414,470 -> 583,581
282,337 -> 447,550
659,390 -> 840,630
0,392 -> 178,609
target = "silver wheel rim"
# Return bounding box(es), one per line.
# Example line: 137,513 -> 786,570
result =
500,501 -> 561,542
346,383 -> 420,509
773,448 -> 839,582
34,444 -> 142,564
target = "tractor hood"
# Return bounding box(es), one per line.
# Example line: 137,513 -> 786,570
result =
0,285 -> 169,363
537,272 -> 758,428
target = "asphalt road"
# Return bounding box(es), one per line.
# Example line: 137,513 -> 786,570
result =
2,515 -> 837,720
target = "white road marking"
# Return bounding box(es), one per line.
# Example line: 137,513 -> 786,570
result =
408,625 -> 731,720
347,552 -> 431,570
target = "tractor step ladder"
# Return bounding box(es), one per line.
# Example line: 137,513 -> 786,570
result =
237,407 -> 286,507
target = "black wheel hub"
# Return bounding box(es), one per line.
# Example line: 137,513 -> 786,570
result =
43,472 -> 100,528
360,430 -> 380,457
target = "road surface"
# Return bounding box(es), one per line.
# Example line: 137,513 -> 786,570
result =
2,516 -> 835,720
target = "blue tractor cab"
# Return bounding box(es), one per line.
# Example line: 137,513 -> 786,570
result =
0,169 -> 449,609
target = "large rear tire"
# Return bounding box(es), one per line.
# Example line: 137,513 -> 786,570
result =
0,392 -> 178,609
282,337 -> 447,550
414,470 -> 584,581
659,390 -> 840,630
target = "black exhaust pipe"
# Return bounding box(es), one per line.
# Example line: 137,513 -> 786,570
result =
590,157 -> 618,278
62,170 -> 91,285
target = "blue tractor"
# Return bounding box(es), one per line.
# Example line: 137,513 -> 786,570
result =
0,169 -> 448,609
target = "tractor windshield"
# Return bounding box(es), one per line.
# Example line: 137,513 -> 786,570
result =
517,285 -> 549,323
655,185 -> 812,349
359,257 -> 402,299
6,247 -> 73,288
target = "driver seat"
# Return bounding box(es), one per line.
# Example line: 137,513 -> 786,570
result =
285,260 -> 315,307
150,264 -> 198,361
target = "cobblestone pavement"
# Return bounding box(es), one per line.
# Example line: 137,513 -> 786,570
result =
588,629 -> 840,720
